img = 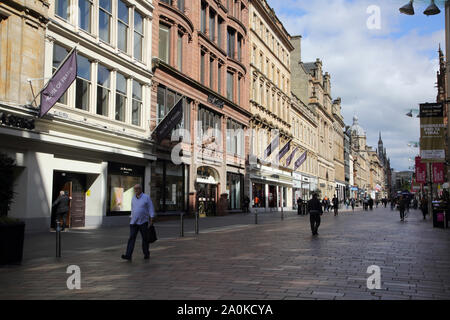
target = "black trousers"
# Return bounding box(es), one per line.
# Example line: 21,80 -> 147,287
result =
56,211 -> 68,228
125,222 -> 149,258
310,213 -> 321,234
399,210 -> 405,220
334,207 -> 338,216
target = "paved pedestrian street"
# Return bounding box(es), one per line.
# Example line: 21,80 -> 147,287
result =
1,206 -> 450,300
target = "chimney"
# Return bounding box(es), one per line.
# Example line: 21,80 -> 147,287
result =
291,35 -> 302,64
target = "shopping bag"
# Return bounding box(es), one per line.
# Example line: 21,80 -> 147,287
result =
147,225 -> 158,244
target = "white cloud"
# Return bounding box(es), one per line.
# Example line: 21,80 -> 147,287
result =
268,0 -> 445,171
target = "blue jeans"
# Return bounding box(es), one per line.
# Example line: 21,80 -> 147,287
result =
125,222 -> 149,258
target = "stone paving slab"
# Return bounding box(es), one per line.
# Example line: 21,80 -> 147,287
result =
0,207 -> 449,300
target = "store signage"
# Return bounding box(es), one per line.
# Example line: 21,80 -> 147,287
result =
432,162 -> 445,184
207,95 -> 224,109
264,135 -> 279,158
415,156 -> 427,184
285,147 -> 298,167
152,97 -> 183,142
277,140 -> 291,161
0,112 -> 35,130
294,151 -> 307,171
40,48 -> 77,117
419,103 -> 445,162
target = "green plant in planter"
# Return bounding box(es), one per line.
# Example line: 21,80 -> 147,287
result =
0,152 -> 17,223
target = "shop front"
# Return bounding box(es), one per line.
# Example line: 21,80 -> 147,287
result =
150,159 -> 187,215
107,162 -> 146,217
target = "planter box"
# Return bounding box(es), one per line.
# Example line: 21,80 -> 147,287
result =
0,222 -> 25,265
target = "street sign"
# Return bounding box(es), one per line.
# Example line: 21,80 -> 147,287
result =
419,103 -> 445,162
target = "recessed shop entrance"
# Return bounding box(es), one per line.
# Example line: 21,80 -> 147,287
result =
51,171 -> 86,229
196,166 -> 220,217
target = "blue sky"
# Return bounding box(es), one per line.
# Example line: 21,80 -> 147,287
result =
266,0 -> 446,171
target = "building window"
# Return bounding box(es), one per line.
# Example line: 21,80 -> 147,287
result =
55,0 -> 69,20
134,11 -> 144,61
132,80 -> 142,126
159,24 -> 170,63
53,44 -> 69,105
78,0 -> 92,32
99,0 -> 112,43
177,0 -> 185,12
201,1 -> 207,34
227,28 -> 235,58
156,85 -> 188,130
115,73 -> 127,122
198,106 -> 222,144
218,17 -> 224,48
209,9 -> 216,42
117,0 -> 129,52
75,54 -> 91,111
209,58 -> 214,89
218,64 -> 222,94
200,51 -> 205,85
226,119 -> 244,156
237,35 -> 242,62
177,32 -> 183,71
97,64 -> 110,116
227,71 -> 233,101
237,76 -> 241,105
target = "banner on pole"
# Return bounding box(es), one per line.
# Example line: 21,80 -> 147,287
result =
432,162 -> 445,184
415,156 -> 427,184
277,140 -> 291,161
40,48 -> 77,117
285,147 -> 298,167
294,151 -> 307,171
152,98 -> 183,142
264,135 -> 279,159
419,103 -> 445,162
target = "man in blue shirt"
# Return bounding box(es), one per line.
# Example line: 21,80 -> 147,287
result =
122,184 -> 155,261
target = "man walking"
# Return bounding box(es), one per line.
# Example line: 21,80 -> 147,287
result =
122,184 -> 155,261
398,195 -> 406,222
351,198 -> 355,211
332,195 -> 339,216
52,191 -> 70,231
308,193 -> 323,236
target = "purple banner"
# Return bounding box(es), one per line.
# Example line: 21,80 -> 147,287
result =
264,135 -> 279,159
152,97 -> 183,142
285,147 -> 298,167
277,140 -> 291,161
40,48 -> 77,117
294,151 -> 308,171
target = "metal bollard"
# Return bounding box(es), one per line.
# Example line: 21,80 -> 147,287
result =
180,212 -> 184,237
56,220 -> 61,258
281,205 -> 284,221
195,211 -> 199,234
254,208 -> 258,224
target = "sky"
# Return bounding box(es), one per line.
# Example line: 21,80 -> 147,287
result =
266,0 -> 446,171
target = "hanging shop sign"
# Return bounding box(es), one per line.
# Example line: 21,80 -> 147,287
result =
419,103 -> 445,162
415,156 -> 427,184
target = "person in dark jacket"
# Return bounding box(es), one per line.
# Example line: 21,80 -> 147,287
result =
308,193 -> 323,236
398,196 -> 406,221
332,195 -> 339,216
297,197 -> 303,215
52,191 -> 70,230
420,196 -> 428,220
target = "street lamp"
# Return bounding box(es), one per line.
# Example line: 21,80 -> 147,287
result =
400,0 -> 415,15
424,0 -> 441,15
400,0 -> 444,16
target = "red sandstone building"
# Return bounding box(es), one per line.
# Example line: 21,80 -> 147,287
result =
150,0 -> 251,216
